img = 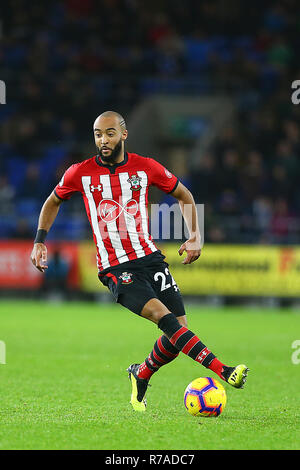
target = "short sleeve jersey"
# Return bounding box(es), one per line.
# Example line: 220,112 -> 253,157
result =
54,152 -> 179,272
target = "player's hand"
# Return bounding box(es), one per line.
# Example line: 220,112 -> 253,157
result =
178,239 -> 201,265
31,243 -> 48,272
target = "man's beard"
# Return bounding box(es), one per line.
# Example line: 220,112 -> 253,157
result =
97,138 -> 123,164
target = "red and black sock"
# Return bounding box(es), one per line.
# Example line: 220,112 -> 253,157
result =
157,313 -> 228,381
138,335 -> 179,380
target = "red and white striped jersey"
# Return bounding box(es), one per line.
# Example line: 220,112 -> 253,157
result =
54,152 -> 178,272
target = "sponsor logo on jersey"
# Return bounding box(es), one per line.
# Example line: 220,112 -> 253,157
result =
98,198 -> 138,223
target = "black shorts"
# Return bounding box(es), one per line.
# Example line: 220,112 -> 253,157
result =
98,251 -> 186,317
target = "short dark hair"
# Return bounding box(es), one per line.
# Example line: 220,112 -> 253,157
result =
97,111 -> 126,130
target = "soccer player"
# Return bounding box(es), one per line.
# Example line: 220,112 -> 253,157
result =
31,111 -> 248,412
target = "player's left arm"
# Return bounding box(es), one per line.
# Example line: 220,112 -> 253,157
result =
171,181 -> 201,264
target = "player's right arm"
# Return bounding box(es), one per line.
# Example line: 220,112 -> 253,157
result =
31,163 -> 79,272
30,192 -> 63,272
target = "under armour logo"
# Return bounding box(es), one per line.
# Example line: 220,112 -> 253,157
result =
90,184 -> 102,192
196,347 -> 210,364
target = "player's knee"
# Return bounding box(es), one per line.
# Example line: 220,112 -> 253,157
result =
143,309 -> 168,324
141,299 -> 170,324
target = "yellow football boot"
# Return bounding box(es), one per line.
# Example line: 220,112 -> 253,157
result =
226,364 -> 249,389
127,363 -> 149,412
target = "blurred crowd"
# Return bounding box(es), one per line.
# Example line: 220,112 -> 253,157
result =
1,0 -> 300,243
191,103 -> 300,244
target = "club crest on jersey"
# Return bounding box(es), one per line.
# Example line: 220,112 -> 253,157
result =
119,272 -> 133,284
127,174 -> 142,191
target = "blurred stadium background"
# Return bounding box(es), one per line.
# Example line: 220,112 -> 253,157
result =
1,0 -> 300,305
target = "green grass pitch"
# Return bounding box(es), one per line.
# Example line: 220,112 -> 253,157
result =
0,299 -> 299,450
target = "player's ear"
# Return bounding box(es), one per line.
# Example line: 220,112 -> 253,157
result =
122,129 -> 128,141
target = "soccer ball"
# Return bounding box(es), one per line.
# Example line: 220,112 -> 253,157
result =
184,377 -> 227,417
